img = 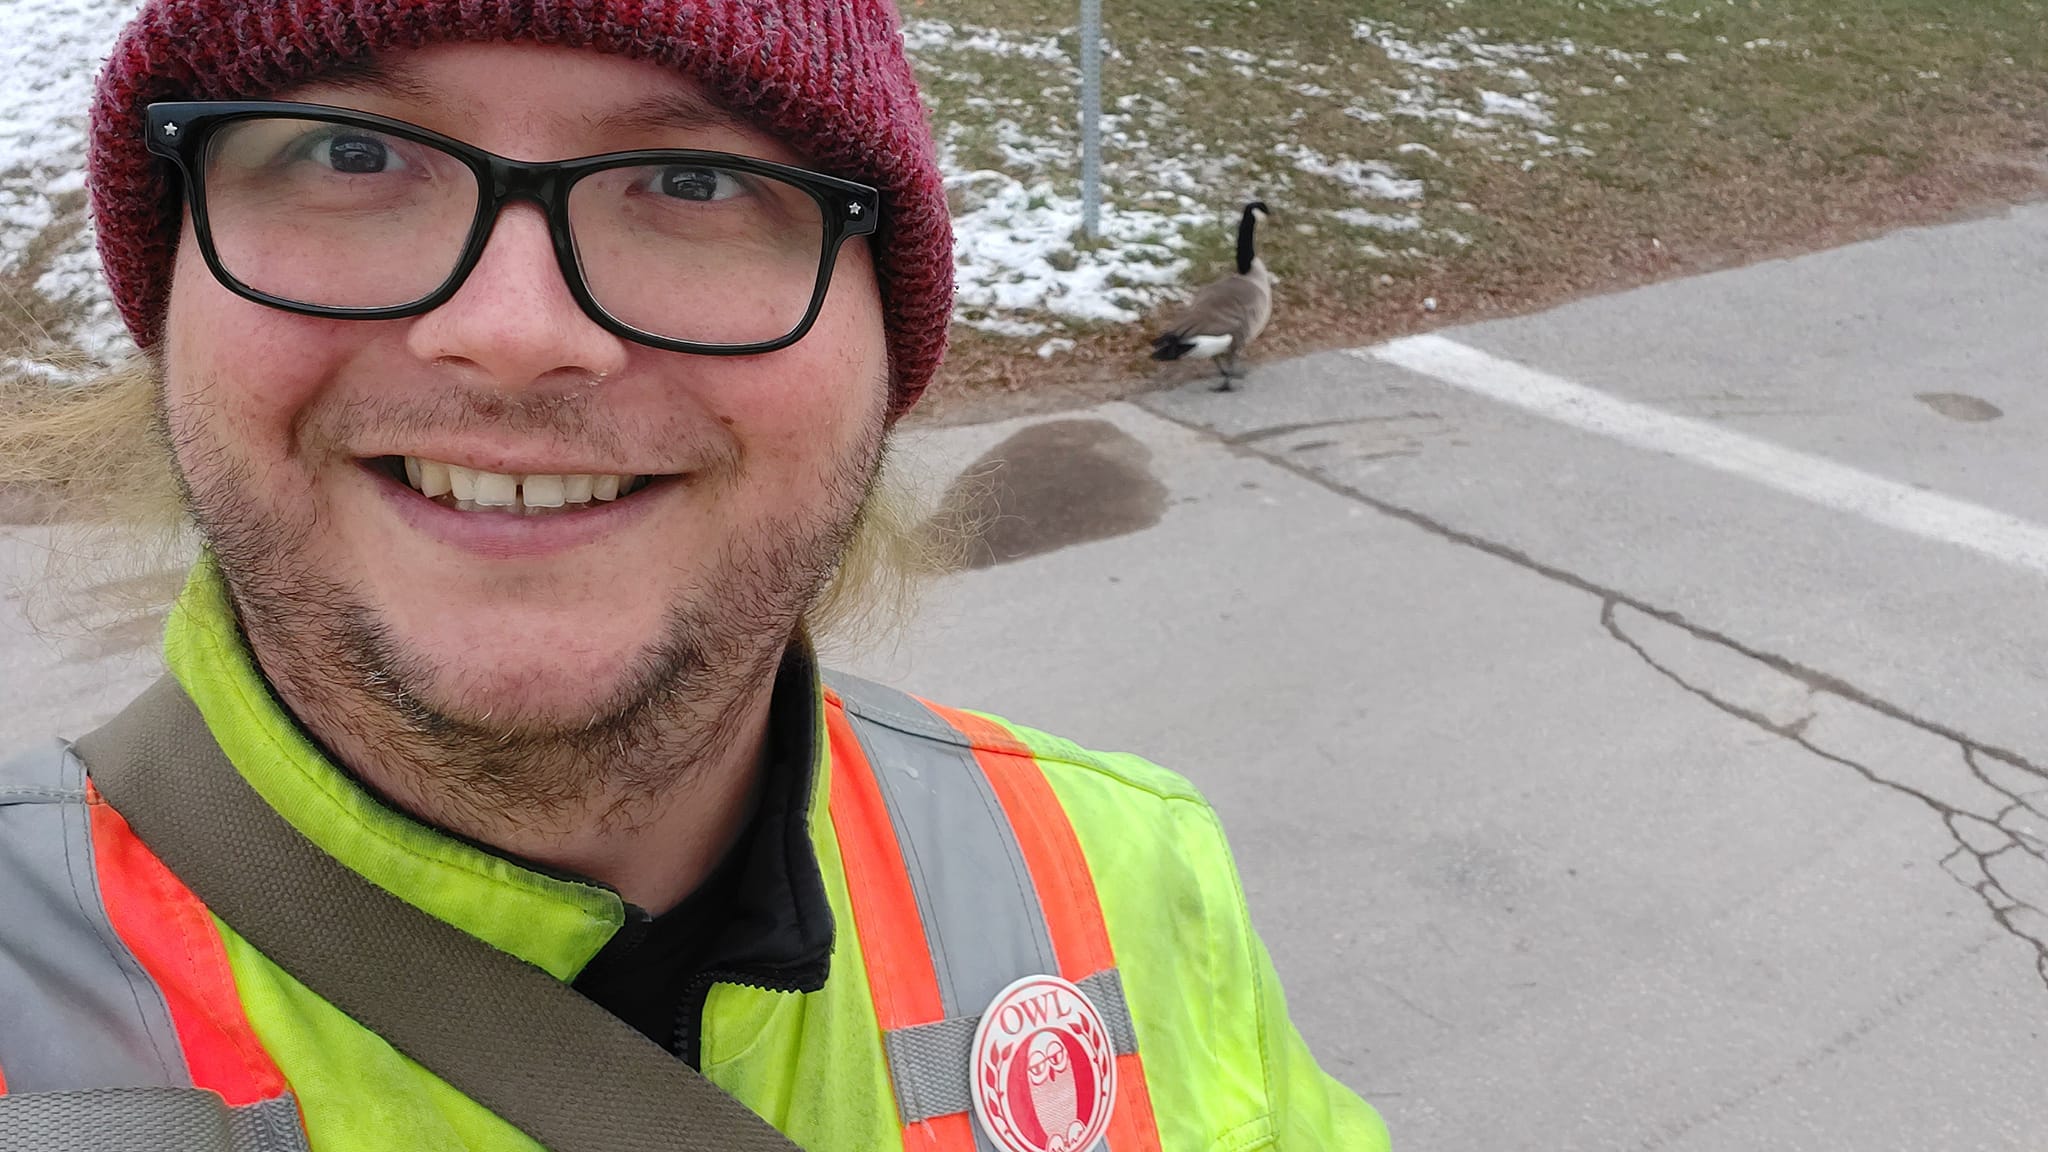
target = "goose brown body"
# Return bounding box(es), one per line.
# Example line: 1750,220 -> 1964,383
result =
1149,202 -> 1273,390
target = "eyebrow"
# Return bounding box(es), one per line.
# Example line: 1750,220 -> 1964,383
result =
307,57 -> 753,139
591,92 -> 754,138
313,56 -> 442,105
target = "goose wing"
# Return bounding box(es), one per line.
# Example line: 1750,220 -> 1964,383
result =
1165,273 -> 1271,348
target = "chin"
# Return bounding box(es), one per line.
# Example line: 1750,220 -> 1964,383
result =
380,604 -> 677,732
412,652 -> 649,732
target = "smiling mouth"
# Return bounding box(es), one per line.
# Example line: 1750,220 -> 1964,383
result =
374,455 -> 661,515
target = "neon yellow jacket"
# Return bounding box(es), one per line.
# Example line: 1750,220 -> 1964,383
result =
0,563 -> 1390,1152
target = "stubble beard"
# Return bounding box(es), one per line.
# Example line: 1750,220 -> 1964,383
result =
165,381 -> 885,837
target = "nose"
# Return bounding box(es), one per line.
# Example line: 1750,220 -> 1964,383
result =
405,203 -> 630,388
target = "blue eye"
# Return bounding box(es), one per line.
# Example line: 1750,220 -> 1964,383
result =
651,166 -> 742,202
304,132 -> 408,175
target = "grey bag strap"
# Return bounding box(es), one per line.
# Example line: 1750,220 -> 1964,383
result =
72,676 -> 805,1152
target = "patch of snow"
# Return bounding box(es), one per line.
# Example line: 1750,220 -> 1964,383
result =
1340,18 -> 1622,162
1331,209 -> 1424,233
1,0 -> 144,358
1385,89 -> 1496,128
986,118 -> 1070,171
945,164 -> 1199,332
0,354 -> 91,386
1478,89 -> 1555,126
1034,337 -> 1076,359
1352,20 -> 1465,72
970,316 -> 1051,338
902,20 -> 1067,63
1274,144 -> 1422,201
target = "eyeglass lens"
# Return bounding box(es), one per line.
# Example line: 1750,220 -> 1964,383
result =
200,116 -> 829,347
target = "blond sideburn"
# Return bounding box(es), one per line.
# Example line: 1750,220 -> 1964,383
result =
0,354 -> 957,652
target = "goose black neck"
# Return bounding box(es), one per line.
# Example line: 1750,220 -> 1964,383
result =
1236,204 -> 1262,275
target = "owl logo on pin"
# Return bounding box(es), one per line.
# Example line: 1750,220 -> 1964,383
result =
972,975 -> 1117,1152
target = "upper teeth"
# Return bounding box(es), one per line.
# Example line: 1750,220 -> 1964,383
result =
402,457 -> 638,510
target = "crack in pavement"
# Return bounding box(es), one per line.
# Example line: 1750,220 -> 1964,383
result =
1142,399 -> 2048,991
1624,928 -> 2005,1152
1601,601 -> 2048,993
1156,404 -> 2048,767
1222,412 -> 1443,446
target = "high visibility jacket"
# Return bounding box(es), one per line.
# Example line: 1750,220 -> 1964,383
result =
0,563 -> 1389,1152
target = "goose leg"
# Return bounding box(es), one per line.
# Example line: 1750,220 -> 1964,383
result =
1212,353 -> 1238,392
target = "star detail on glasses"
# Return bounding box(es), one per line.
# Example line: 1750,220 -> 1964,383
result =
162,122 -> 180,138
847,201 -> 863,217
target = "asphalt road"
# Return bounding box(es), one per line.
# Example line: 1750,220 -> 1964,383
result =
7,203 -> 2047,1150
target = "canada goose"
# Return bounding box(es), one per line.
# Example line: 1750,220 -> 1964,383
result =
1150,201 -> 1273,391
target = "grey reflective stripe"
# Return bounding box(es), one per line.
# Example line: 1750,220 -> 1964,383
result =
883,1016 -> 980,1124
827,674 -> 1059,1018
828,673 -> 1057,1143
827,675 -> 1146,1135
0,742 -> 191,1094
0,1088 -> 306,1152
1076,968 -> 1138,1056
883,967 -> 1139,1124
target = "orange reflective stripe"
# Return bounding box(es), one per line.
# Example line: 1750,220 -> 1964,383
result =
825,691 -> 977,1152
87,783 -> 287,1108
921,703 -> 1164,1152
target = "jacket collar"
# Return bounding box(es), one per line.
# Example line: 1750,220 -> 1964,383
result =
162,557 -> 833,986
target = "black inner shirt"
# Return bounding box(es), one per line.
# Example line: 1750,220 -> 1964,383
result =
570,646 -> 835,1065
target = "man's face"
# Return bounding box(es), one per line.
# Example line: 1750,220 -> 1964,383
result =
161,43 -> 891,764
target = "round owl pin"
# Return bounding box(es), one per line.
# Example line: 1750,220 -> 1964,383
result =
971,974 -> 1118,1152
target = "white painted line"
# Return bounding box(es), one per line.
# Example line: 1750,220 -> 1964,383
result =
1358,333 -> 2048,576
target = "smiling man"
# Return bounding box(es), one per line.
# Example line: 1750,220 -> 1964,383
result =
0,2 -> 1388,1150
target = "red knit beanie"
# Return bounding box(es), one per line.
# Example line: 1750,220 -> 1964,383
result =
86,0 -> 953,415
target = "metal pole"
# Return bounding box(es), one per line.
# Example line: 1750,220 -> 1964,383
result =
1079,0 -> 1102,239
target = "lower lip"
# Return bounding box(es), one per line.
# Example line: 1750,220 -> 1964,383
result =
369,464 -> 665,559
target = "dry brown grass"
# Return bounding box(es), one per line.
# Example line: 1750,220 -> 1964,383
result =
907,0 -> 2048,426
918,152 -> 2048,428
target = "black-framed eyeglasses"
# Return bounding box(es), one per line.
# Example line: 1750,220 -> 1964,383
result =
143,100 -> 882,355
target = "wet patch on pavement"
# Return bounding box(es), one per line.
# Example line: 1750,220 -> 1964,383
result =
931,419 -> 1168,569
1916,392 -> 2004,422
